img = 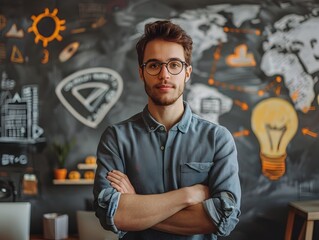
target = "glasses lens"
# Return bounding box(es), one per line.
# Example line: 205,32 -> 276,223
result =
145,61 -> 161,75
167,60 -> 183,75
144,60 -> 185,75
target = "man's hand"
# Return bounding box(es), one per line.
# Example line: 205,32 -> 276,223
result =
107,170 -> 136,194
186,184 -> 210,205
107,170 -> 210,204
107,170 -> 213,233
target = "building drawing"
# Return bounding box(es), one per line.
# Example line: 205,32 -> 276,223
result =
0,83 -> 45,143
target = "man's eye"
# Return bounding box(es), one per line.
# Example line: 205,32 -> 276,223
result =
169,61 -> 181,68
148,62 -> 160,69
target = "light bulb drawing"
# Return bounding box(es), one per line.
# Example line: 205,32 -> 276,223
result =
251,98 -> 298,180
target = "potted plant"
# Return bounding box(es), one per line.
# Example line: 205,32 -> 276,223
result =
52,138 -> 76,180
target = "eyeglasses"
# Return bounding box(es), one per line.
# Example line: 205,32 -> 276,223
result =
141,59 -> 188,76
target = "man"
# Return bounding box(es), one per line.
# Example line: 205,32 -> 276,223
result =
93,20 -> 241,239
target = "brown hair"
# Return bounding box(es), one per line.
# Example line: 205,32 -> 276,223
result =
136,20 -> 193,66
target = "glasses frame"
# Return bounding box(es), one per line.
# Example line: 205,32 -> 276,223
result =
141,59 -> 188,76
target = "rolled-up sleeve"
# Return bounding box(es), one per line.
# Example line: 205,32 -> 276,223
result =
93,127 -> 126,238
96,188 -> 121,231
203,126 -> 241,236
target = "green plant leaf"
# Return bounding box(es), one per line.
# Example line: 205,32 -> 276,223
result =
51,138 -> 76,168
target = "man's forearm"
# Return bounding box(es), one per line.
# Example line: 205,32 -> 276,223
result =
114,185 -> 209,231
152,203 -> 217,235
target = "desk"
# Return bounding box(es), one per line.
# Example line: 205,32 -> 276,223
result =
285,200 -> 319,240
30,235 -> 79,240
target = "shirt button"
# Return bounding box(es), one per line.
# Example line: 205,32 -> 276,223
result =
160,126 -> 164,131
150,127 -> 154,130
160,146 -> 164,150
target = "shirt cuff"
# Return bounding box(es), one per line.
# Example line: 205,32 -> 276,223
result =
98,188 -> 127,238
203,192 -> 240,236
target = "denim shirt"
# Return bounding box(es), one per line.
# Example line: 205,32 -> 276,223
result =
93,102 -> 241,240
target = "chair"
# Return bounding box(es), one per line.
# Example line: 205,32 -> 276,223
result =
285,200 -> 319,240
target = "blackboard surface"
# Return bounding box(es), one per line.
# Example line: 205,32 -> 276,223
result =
0,0 -> 319,238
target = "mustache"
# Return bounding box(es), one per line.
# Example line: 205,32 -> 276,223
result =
154,82 -> 176,88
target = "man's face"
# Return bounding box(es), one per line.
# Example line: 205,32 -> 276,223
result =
139,39 -> 192,106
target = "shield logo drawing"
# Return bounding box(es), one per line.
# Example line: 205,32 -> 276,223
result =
55,67 -> 123,128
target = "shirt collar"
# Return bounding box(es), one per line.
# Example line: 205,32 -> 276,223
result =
142,101 -> 192,133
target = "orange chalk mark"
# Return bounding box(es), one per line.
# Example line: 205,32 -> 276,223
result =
291,91 -> 299,102
302,106 -> 316,113
11,45 -> 24,63
41,49 -> 49,64
208,78 -> 214,85
71,28 -> 86,34
255,29 -> 261,36
307,106 -> 315,111
234,100 -> 249,111
233,129 -> 250,137
207,77 -> 283,97
214,47 -> 221,60
28,8 -> 66,47
92,16 -> 107,29
223,27 -> 261,36
275,86 -> 281,96
59,42 -> 80,62
302,128 -> 318,138
226,44 -> 256,67
208,43 -> 223,86
275,76 -> 282,83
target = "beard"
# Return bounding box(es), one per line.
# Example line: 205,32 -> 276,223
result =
144,80 -> 185,106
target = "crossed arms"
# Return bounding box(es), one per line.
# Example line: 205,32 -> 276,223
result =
94,125 -> 241,237
107,170 -> 217,235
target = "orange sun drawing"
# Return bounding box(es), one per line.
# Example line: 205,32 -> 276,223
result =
28,8 -> 66,47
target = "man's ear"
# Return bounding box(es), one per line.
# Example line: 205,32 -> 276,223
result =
139,67 -> 144,81
185,65 -> 192,82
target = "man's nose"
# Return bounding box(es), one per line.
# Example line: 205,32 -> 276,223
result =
158,64 -> 170,79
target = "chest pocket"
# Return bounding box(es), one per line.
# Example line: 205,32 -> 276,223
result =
180,162 -> 213,187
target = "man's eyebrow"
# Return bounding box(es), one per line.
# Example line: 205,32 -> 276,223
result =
168,57 -> 184,61
145,57 -> 184,63
144,58 -> 159,63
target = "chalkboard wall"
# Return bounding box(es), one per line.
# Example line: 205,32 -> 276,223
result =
1,0 -> 319,239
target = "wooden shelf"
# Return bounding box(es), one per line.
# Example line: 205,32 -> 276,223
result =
53,163 -> 96,185
77,163 -> 97,170
53,179 -> 94,185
